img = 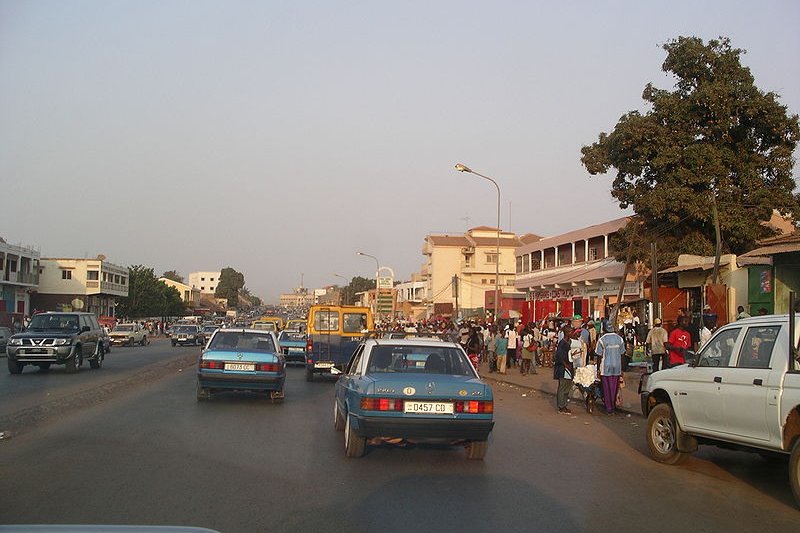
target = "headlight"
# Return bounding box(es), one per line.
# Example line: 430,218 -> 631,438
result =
9,338 -> 23,346
53,338 -> 72,346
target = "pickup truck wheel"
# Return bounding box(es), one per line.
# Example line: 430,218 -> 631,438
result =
128,337 -> 134,347
465,440 -> 488,460
140,336 -> 147,346
8,357 -> 24,374
334,401 -> 345,431
790,438 -> 800,508
344,412 -> 365,458
647,403 -> 689,465
306,368 -> 314,382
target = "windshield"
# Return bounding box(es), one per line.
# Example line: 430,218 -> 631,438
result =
208,332 -> 276,353
113,325 -> 134,332
175,326 -> 197,333
27,314 -> 80,332
366,345 -> 474,376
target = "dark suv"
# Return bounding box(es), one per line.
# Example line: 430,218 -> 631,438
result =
6,312 -> 106,374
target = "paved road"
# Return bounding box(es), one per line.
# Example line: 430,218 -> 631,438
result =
2,356 -> 798,532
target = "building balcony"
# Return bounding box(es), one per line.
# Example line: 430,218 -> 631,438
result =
2,270 -> 39,286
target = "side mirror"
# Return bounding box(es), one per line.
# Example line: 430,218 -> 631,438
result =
686,350 -> 698,367
81,325 -> 91,333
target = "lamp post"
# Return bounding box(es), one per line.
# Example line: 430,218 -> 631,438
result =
455,163 -> 501,324
356,251 -> 380,314
333,273 -> 348,305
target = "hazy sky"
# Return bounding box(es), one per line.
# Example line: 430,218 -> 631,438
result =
2,1 -> 799,303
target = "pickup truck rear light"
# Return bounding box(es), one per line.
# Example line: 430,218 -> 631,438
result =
455,400 -> 493,414
256,362 -> 282,372
199,360 -> 224,370
361,397 -> 404,411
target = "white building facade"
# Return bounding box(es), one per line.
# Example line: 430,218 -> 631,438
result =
188,271 -> 222,295
33,257 -> 129,317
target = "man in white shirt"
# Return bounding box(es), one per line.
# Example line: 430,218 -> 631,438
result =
506,326 -> 519,369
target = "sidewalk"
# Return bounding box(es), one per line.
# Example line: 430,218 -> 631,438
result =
479,361 -> 645,416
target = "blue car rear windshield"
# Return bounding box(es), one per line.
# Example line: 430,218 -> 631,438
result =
366,346 -> 473,376
209,332 -> 276,353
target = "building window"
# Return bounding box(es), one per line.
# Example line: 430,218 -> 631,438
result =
9,259 -> 17,273
531,257 -> 541,270
62,270 -> 72,280
516,256 -> 523,274
201,277 -> 205,281
464,256 -> 472,267
87,270 -> 99,280
589,247 -> 598,261
481,279 -> 487,284
486,253 -> 498,264
121,277 -> 127,286
211,278 -> 215,281
201,286 -> 205,291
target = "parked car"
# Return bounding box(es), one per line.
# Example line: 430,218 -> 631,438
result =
278,330 -> 306,365
109,323 -> 148,346
333,338 -> 495,459
197,328 -> 285,402
202,325 -> 219,340
171,325 -> 205,346
6,312 -> 106,374
640,310 -> 800,507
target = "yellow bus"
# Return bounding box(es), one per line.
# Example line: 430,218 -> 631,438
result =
305,305 -> 373,381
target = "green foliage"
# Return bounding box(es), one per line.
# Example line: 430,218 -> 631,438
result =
215,267 -> 245,308
117,265 -> 187,318
581,36 -> 800,266
161,270 -> 184,284
344,276 -> 376,305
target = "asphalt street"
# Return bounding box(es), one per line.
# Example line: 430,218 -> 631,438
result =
2,343 -> 798,532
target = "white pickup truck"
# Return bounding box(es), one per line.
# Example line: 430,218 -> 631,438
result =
640,310 -> 800,507
109,323 -> 148,347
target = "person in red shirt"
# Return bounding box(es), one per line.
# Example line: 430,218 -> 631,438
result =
665,315 -> 692,367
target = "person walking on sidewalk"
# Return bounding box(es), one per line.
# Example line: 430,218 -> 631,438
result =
495,332 -> 508,374
506,326 -> 519,369
553,324 -> 575,414
595,322 -> 625,415
487,326 -> 499,373
645,318 -> 668,371
520,326 -> 538,375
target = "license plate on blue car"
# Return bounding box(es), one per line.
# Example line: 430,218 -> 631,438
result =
404,402 -> 454,414
225,363 -> 255,371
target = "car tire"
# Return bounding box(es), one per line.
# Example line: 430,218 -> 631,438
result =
344,412 -> 365,458
646,403 -> 690,465
37,363 -> 51,372
8,357 -> 24,374
141,336 -> 147,346
128,337 -> 134,347
334,401 -> 345,431
65,351 -> 82,374
306,368 -> 314,382
196,382 -> 211,402
90,345 -> 103,369
466,440 -> 488,460
171,340 -> 177,347
790,438 -> 800,508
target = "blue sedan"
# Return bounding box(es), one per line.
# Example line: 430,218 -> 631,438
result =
197,329 -> 286,402
333,339 -> 494,459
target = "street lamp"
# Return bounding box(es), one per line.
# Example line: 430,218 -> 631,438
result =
333,273 -> 348,305
356,251 -> 380,314
455,163 -> 501,324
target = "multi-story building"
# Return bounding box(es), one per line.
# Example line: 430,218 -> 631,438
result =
0,238 -> 40,319
514,217 -> 639,322
279,287 -> 315,308
420,226 -> 537,319
159,277 -> 201,306
32,256 -> 128,317
188,271 -> 221,295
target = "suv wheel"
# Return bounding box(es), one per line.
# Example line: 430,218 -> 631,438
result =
646,403 -> 689,465
7,357 -> 24,374
65,351 -> 82,374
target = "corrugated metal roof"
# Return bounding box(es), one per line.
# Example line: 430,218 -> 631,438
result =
740,242 -> 800,257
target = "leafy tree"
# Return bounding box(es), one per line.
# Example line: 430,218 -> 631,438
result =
344,276 -> 375,305
581,36 -> 799,267
117,265 -> 186,318
161,270 -> 184,284
215,267 -> 245,308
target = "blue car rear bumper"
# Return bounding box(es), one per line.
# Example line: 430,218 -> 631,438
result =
197,371 -> 285,391
351,413 -> 494,441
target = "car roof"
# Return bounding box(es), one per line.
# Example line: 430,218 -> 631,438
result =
362,338 -> 458,349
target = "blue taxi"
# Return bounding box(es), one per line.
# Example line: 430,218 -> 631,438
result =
197,329 -> 285,402
333,339 -> 494,459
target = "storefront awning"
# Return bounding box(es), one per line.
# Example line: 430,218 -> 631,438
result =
658,258 -> 730,274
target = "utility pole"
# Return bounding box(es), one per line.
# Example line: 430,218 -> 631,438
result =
651,241 -> 659,320
452,275 -> 459,321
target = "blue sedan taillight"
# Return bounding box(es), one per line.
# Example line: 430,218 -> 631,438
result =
361,397 -> 404,411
